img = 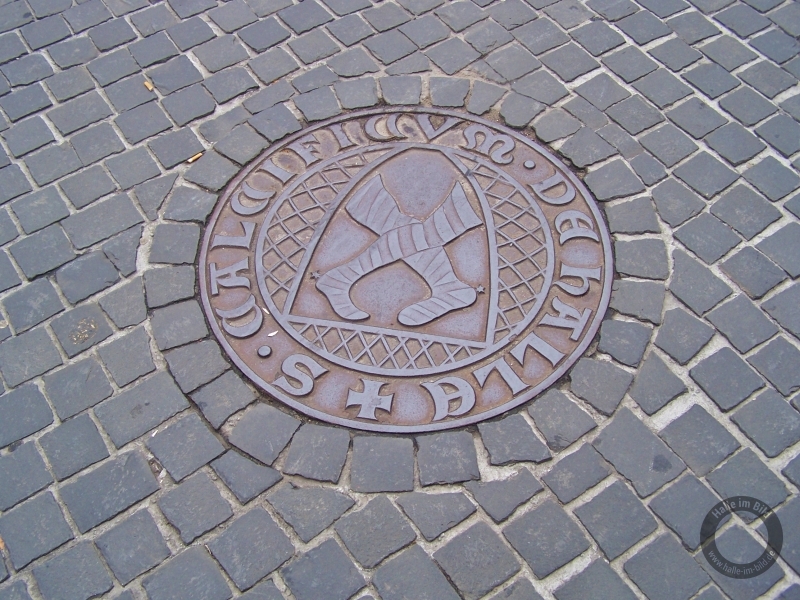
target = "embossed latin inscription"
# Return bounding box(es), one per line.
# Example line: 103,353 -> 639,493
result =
199,108 -> 613,432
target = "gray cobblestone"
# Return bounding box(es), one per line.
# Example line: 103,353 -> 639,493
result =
33,542 -> 113,600
711,184 -> 780,239
25,143 -> 82,186
575,480 -> 657,560
3,117 -> 54,158
719,86 -> 777,126
51,303 -> 113,357
499,92 -> 542,127
630,353 -> 686,414
95,509 -> 170,585
708,294 -> 778,353
0,441 -> 52,511
165,339 -> 228,392
268,485 -> 353,542
0,581 -> 30,599
584,159 -> 645,200
722,246 -> 787,299
555,560 -> 635,600
465,468 -> 542,522
594,408 -> 684,496
228,402 -> 300,465
144,265 -> 194,308
44,357 -> 112,420
351,436 -> 414,492
741,61 -> 797,99
95,371 -> 189,447
209,507 -> 293,590
0,84 -> 52,122
609,279 -> 664,324
47,66 -> 95,102
700,526 -> 784,598
660,404 -> 740,476
212,450 -> 281,503
748,336 -> 800,396
671,249 -> 732,315
60,450 -> 159,532
336,495 -> 416,568
375,545 -> 460,600
192,371 -> 256,429
744,155 -> 800,201
147,412 -> 224,480
504,499 -> 589,578
334,77 -> 379,108
281,538 -> 365,600
2,279 -> 63,333
757,222 -> 800,278
655,308 -> 715,365
763,283 -> 800,340
150,298 -> 208,348
529,389 -> 596,451
142,547 -> 232,600
0,492 -> 72,570
575,73 -> 629,111
99,277 -> 147,328
707,448 -> 788,513
732,389 -> 800,457
396,492 -> 474,541
418,430 -> 479,485
624,534 -> 709,600
89,17 -> 137,51
436,522 -> 519,599
0,327 -> 62,387
477,413 -> 550,464
543,443 -> 610,503
56,251 -> 119,303
560,127 -> 615,168
650,474 -> 720,551
570,357 -> 633,414
283,424 -> 350,482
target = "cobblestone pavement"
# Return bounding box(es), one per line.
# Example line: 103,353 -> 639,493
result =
0,0 -> 799,598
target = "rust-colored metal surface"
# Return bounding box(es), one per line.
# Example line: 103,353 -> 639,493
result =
199,108 -> 613,432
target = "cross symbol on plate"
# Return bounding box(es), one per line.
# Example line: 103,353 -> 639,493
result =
346,379 -> 394,420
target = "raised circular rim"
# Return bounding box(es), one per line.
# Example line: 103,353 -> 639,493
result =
199,106 -> 614,433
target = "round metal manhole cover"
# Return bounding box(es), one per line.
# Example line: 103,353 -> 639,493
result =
199,107 -> 613,433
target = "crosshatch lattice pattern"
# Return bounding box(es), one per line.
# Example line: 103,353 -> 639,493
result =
262,149 -> 552,371
261,152 -> 378,311
290,318 -> 486,369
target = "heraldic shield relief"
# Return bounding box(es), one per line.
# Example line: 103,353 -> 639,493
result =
199,108 -> 613,432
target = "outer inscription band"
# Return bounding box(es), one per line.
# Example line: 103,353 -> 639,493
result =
199,107 -> 614,432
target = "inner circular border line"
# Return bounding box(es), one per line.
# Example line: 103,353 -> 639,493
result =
198,106 -> 615,433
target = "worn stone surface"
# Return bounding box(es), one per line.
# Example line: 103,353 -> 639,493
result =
465,468 -> 542,522
396,492 -> 475,541
503,499 -> 590,579
335,495 -> 416,568
543,443 -> 611,504
435,522 -> 520,600
528,389 -> 596,451
593,408 -> 685,497
575,479 -> 657,559
268,485 -> 354,543
208,507 -> 294,591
